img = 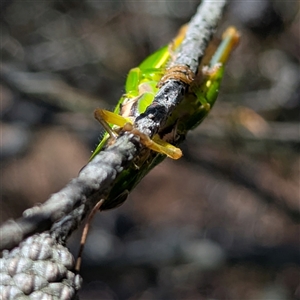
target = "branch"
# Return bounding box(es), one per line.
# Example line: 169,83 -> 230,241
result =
0,1 -> 227,298
0,0 -> 226,252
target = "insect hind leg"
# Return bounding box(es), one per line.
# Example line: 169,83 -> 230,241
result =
94,108 -> 131,139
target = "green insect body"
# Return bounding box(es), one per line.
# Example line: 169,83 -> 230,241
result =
163,26 -> 240,141
90,27 -> 187,161
91,26 -> 239,210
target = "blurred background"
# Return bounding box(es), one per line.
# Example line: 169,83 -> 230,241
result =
1,0 -> 299,299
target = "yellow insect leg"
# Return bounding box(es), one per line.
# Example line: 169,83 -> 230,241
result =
94,108 -> 131,139
129,128 -> 182,160
94,109 -> 182,159
169,24 -> 188,53
208,26 -> 240,73
152,135 -> 182,159
201,26 -> 240,88
218,26 -> 240,65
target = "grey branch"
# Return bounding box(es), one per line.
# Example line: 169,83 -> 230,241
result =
0,0 -> 226,298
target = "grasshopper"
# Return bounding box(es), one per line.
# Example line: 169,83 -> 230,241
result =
76,26 -> 239,271
91,26 -> 240,210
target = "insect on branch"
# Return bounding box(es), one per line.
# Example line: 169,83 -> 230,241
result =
0,0 -> 227,251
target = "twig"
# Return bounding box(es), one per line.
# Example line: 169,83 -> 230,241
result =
75,199 -> 104,272
0,1 -> 226,298
0,0 -> 226,252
